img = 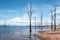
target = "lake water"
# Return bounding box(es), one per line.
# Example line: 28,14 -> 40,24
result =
0,26 -> 51,40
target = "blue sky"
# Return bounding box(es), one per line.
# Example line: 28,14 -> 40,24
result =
0,0 -> 57,9
0,0 -> 60,26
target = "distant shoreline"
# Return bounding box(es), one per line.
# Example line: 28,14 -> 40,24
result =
0,25 -> 60,28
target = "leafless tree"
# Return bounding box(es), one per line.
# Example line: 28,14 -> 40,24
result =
40,11 -> 43,30
51,10 -> 53,30
53,5 -> 57,31
34,17 -> 36,32
4,21 -> 6,27
26,2 -> 32,38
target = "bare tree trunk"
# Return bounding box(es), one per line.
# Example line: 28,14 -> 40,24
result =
29,16 -> 32,38
29,2 -> 32,38
26,1 -> 32,38
35,17 -> 36,32
4,21 -> 6,27
51,11 -> 53,30
54,5 -> 57,31
41,12 -> 43,30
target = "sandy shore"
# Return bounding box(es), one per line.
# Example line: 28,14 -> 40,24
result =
36,30 -> 60,40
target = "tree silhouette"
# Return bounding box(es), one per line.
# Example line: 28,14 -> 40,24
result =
51,10 -> 53,30
4,21 -> 6,27
40,11 -> 43,30
54,5 -> 57,31
27,2 -> 32,38
34,17 -> 36,32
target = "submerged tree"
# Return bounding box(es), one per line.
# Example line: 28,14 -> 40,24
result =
34,17 -> 36,32
51,10 -> 53,30
54,5 -> 57,31
4,21 -> 6,27
27,2 -> 32,38
40,11 -> 43,30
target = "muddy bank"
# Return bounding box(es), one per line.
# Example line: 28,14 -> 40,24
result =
36,30 -> 60,40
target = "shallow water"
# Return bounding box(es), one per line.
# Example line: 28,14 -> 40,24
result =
0,26 -> 51,40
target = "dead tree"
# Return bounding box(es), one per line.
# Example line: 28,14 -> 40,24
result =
27,2 -> 32,38
34,17 -> 36,32
4,21 -> 6,27
51,11 -> 53,30
40,11 -> 43,30
54,5 -> 57,31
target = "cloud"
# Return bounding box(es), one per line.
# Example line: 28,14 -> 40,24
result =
7,10 -> 17,13
0,4 -> 60,26
56,7 -> 60,14
0,13 -> 41,26
5,14 -> 40,26
0,14 -> 59,26
0,15 -> 8,18
0,9 -> 17,13
0,20 -> 4,25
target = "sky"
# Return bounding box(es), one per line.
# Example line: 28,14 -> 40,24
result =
0,0 -> 60,26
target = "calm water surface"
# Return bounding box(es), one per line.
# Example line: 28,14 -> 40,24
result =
0,26 -> 51,40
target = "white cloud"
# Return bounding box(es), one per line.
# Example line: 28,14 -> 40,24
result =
0,14 -> 59,26
7,10 -> 17,12
0,4 -> 60,26
0,20 -> 4,25
0,9 -> 17,13
0,13 -> 41,26
56,7 -> 60,14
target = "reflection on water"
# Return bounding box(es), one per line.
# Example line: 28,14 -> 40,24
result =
0,26 -> 50,40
